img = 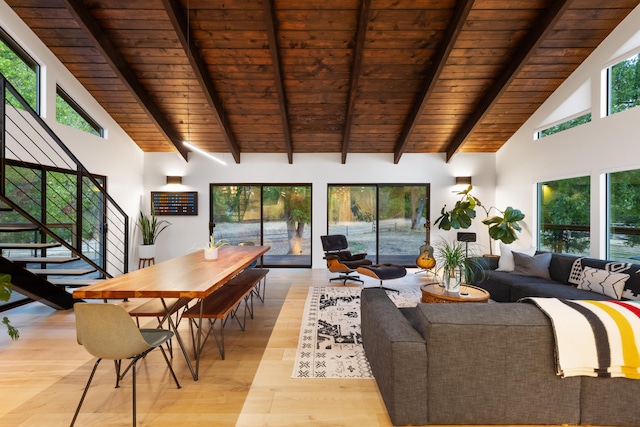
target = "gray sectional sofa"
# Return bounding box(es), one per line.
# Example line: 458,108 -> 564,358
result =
361,287 -> 640,426
472,252 -> 640,302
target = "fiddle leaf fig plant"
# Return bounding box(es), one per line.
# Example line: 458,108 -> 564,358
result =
434,185 -> 480,230
435,185 -> 525,255
482,206 -> 525,245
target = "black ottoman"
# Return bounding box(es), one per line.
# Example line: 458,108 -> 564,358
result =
356,264 -> 407,292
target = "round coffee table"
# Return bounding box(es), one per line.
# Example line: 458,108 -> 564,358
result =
420,283 -> 490,303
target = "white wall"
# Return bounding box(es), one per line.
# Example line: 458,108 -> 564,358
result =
496,5 -> 640,258
143,151 -> 497,268
1,1 -> 146,266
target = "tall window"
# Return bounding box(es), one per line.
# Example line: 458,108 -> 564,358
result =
327,184 -> 429,266
537,176 -> 590,255
608,52 -> 640,115
56,86 -> 103,137
608,169 -> 640,263
211,184 -> 312,267
0,28 -> 39,112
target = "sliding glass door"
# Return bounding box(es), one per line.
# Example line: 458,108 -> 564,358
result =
211,184 -> 312,267
327,184 -> 429,266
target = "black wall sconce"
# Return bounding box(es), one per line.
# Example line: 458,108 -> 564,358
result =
166,176 -> 182,185
455,176 -> 472,186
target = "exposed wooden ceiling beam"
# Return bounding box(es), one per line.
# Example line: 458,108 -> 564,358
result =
341,0 -> 371,164
393,0 -> 475,164
263,0 -> 293,164
162,0 -> 241,164
59,0 -> 190,161
444,0 -> 575,162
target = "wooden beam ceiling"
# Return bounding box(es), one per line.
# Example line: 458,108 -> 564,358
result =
6,0 -> 638,164
162,0 -> 241,163
59,0 -> 190,161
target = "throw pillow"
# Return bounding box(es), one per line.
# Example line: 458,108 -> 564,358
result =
512,251 -> 552,279
497,242 -> 536,272
578,266 -> 629,300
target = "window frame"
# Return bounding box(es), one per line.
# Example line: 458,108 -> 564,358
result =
56,85 -> 104,137
0,27 -> 40,114
606,50 -> 640,116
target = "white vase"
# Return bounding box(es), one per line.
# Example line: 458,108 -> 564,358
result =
204,247 -> 219,261
444,266 -> 461,293
139,244 -> 156,259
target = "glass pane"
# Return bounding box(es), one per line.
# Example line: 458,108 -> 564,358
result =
46,171 -> 76,256
327,185 -> 376,260
56,91 -> 101,137
262,185 -> 311,266
538,176 -> 590,255
211,185 -> 261,245
378,185 -> 429,265
82,176 -> 105,267
0,39 -> 37,111
608,169 -> 640,263
609,52 -> 640,115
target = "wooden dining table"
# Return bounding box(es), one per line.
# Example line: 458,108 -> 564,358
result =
73,245 -> 270,380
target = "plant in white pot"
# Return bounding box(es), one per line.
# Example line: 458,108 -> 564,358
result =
204,232 -> 229,261
432,238 -> 481,293
137,211 -> 170,259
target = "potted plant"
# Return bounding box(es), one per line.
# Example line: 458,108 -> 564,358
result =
0,273 -> 19,340
434,185 -> 525,255
137,211 -> 171,259
432,238 -> 480,293
204,231 -> 229,261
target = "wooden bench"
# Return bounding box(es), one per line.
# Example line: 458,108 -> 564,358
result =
182,268 -> 269,360
127,297 -> 191,357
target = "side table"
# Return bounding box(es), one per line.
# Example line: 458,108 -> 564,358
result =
421,283 -> 490,303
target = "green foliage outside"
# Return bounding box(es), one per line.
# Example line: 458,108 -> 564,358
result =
610,53 -> 640,114
539,176 -> 590,254
0,40 -> 36,111
56,91 -> 101,136
609,169 -> 640,252
539,113 -> 592,138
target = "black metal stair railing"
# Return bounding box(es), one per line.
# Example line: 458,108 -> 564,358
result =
0,75 -> 128,281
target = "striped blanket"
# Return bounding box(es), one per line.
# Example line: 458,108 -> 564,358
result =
523,297 -> 640,379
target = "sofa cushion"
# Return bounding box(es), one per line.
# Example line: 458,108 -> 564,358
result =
513,251 -> 552,279
496,242 -> 536,271
412,303 -> 581,425
566,256 -> 640,301
577,266 -> 629,299
511,281 -> 612,301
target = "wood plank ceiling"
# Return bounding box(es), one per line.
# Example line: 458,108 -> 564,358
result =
6,0 -> 640,164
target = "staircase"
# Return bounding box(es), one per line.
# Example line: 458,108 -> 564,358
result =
0,75 -> 129,311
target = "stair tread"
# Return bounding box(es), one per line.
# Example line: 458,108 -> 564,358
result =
0,224 -> 39,232
28,268 -> 96,276
9,256 -> 80,264
49,278 -> 104,287
0,242 -> 62,249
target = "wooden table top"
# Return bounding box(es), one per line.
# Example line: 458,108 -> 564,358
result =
420,283 -> 490,303
73,245 -> 269,300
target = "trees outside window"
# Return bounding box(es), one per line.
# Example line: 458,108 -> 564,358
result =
538,176 -> 590,255
537,113 -> 591,139
608,52 -> 640,115
210,184 -> 311,267
327,184 -> 429,266
0,29 -> 38,112
56,86 -> 103,137
608,169 -> 640,263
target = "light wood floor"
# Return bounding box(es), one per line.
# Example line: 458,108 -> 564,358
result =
0,269 -> 584,426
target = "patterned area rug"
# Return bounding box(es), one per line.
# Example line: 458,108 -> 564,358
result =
292,285 -> 421,379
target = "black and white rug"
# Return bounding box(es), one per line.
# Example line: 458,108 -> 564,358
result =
292,285 -> 421,379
